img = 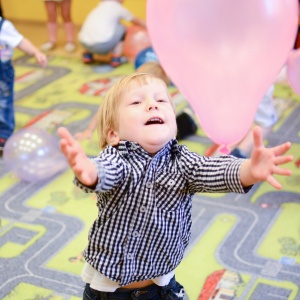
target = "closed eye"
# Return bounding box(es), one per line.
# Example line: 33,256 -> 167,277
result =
157,99 -> 167,103
131,101 -> 141,105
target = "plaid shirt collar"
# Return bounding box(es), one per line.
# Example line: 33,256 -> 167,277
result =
115,139 -> 181,159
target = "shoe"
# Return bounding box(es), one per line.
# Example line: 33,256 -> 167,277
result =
111,56 -> 121,67
41,41 -> 56,52
0,137 -> 7,157
110,56 -> 127,67
82,52 -> 94,64
65,42 -> 76,52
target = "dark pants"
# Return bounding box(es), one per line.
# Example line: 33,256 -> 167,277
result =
0,60 -> 15,140
83,276 -> 185,300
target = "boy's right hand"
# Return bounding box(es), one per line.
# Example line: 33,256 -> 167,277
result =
57,127 -> 98,187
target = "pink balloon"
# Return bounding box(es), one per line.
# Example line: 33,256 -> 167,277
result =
287,49 -> 300,95
147,0 -> 299,147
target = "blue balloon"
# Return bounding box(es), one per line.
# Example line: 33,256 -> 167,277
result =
134,47 -> 159,69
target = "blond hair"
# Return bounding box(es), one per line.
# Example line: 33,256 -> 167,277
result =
97,72 -> 174,149
136,62 -> 171,86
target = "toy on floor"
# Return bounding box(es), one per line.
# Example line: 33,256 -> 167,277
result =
3,127 -> 67,182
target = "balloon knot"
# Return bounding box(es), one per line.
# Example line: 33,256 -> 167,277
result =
219,145 -> 230,155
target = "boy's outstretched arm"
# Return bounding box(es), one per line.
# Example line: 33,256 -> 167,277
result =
57,127 -> 98,187
240,126 -> 293,189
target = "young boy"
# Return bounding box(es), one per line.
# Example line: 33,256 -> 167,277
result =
0,16 -> 47,155
74,62 -> 170,141
58,73 -> 293,300
74,62 -> 197,142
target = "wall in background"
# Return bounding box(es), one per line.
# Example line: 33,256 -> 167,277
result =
1,0 -> 146,25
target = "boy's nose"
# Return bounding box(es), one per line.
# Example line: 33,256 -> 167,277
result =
146,99 -> 158,111
148,104 -> 158,111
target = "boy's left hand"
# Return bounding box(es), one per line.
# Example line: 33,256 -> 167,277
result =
246,126 -> 293,189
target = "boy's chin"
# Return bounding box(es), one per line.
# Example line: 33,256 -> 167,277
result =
142,138 -> 170,151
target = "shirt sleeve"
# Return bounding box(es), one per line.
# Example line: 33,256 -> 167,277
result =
179,146 -> 251,194
74,152 -> 126,193
1,19 -> 23,48
117,5 -> 134,22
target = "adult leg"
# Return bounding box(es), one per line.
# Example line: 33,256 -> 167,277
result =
110,24 -> 126,67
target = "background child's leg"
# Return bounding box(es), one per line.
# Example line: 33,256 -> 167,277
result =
41,1 -> 58,51
230,126 -> 273,158
61,0 -> 76,52
230,85 -> 277,158
111,25 -> 126,67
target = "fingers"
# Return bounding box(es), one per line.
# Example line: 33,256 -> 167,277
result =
57,127 -> 82,162
58,127 -> 75,145
74,131 -> 91,141
74,132 -> 82,141
274,155 -> 294,166
36,54 -> 48,68
271,142 -> 292,156
252,126 -> 263,149
273,166 -> 292,176
267,175 -> 282,190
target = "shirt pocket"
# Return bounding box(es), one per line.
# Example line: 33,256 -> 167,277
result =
154,172 -> 186,211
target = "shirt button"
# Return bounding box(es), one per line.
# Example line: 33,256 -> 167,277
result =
140,205 -> 147,212
127,253 -> 134,259
132,230 -> 139,237
146,182 -> 153,188
168,179 -> 175,186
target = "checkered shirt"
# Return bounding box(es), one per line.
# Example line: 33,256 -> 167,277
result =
75,139 -> 248,286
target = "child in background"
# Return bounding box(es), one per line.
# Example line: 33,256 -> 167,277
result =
78,0 -> 146,66
0,16 -> 47,155
58,73 -> 293,299
41,0 -> 76,52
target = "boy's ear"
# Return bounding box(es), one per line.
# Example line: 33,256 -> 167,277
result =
107,129 -> 120,146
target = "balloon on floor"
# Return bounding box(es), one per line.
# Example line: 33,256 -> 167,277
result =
134,47 -> 159,69
147,0 -> 299,151
123,25 -> 151,63
3,127 -> 68,182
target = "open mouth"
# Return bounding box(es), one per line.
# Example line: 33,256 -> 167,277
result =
145,117 -> 164,125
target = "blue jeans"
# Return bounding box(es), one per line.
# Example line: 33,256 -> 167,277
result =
83,276 -> 185,300
0,60 -> 15,140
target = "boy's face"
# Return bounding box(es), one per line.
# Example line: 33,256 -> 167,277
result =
108,79 -> 177,155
